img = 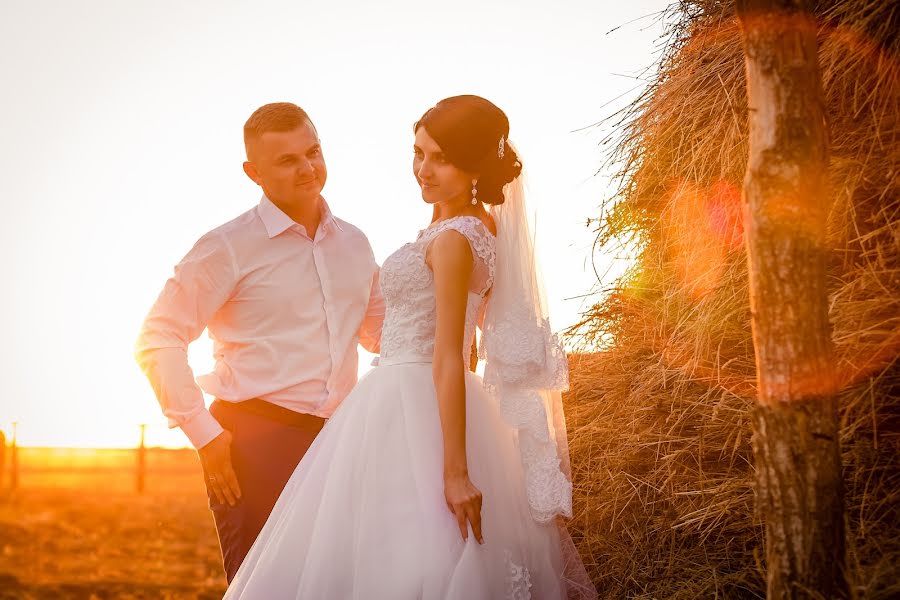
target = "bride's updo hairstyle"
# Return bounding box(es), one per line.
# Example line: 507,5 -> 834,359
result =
414,95 -> 522,205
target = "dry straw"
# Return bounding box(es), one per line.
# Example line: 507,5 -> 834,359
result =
564,1 -> 899,598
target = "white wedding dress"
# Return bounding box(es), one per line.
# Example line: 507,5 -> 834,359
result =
224,215 -> 588,599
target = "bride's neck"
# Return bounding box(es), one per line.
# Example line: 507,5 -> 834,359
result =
434,193 -> 483,222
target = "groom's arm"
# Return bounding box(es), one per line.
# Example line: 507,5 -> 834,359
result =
134,231 -> 237,449
358,267 -> 385,353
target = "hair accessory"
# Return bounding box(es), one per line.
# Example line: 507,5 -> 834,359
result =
471,179 -> 478,205
498,135 -> 506,160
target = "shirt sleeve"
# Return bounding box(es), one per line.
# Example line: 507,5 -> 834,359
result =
134,231 -> 238,449
358,266 -> 385,354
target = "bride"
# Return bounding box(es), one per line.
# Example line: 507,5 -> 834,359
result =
224,95 -> 595,599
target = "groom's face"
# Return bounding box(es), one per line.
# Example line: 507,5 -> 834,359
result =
243,120 -> 327,207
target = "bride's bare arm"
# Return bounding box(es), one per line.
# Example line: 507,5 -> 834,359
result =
427,230 -> 484,544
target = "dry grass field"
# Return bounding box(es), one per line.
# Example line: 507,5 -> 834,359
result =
0,448 -> 227,600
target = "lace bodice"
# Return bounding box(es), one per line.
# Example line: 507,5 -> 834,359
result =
379,216 -> 496,363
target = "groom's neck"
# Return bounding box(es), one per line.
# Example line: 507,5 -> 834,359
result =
274,196 -> 323,239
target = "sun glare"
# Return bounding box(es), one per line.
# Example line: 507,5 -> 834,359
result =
1,1 -> 668,449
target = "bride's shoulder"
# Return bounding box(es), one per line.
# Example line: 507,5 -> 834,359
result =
479,214 -> 497,238
431,216 -> 495,245
448,215 -> 497,241
425,217 -> 496,268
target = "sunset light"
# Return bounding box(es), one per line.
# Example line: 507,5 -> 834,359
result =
1,1 -> 663,448
3,0 -> 897,597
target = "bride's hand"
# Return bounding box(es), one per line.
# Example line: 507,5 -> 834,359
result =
444,474 -> 484,544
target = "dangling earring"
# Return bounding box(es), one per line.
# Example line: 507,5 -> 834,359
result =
471,179 -> 478,205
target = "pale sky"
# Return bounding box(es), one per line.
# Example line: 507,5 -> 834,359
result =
0,0 -> 669,447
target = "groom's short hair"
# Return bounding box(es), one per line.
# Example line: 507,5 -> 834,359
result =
244,102 -> 314,158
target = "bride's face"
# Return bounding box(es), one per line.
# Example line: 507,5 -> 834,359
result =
413,128 -> 474,206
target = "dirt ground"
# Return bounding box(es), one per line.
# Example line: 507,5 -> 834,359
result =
0,449 -> 227,599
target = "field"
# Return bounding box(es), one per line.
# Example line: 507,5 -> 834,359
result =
0,448 -> 227,600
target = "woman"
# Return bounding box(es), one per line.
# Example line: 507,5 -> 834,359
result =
224,95 -> 594,599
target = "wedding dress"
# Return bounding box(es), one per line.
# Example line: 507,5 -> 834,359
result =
223,214 -> 593,599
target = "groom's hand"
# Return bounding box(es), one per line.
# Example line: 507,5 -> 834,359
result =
199,430 -> 242,507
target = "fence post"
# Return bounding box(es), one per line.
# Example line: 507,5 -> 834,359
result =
10,422 -> 18,491
0,428 -> 6,489
136,424 -> 147,493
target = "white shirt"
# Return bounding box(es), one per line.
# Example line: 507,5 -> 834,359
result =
135,196 -> 384,448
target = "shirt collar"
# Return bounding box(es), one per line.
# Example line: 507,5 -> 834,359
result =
320,198 -> 344,233
258,195 -> 343,239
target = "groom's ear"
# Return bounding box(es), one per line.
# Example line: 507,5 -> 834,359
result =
243,161 -> 262,186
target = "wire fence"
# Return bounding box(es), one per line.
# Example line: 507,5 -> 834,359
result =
0,423 -> 203,495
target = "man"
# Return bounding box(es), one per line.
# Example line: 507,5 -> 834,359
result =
135,102 -> 384,582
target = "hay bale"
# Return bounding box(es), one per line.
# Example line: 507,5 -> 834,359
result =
565,1 -> 900,598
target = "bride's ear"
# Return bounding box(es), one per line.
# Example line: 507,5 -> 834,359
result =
243,161 -> 262,186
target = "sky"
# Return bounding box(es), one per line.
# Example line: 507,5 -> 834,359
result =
0,0 -> 670,448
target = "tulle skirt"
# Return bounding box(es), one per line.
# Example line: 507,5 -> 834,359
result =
223,359 -> 586,599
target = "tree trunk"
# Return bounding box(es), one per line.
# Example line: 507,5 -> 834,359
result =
735,1 -> 848,598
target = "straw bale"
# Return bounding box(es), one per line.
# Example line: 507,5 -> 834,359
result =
565,1 -> 899,597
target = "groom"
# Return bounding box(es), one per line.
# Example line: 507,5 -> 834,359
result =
135,102 -> 384,582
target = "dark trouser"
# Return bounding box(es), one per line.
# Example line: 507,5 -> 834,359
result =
207,399 -> 325,583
